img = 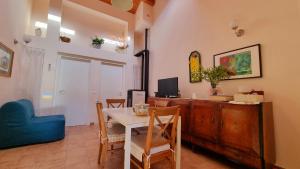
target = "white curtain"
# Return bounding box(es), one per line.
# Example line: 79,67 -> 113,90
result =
20,47 -> 45,112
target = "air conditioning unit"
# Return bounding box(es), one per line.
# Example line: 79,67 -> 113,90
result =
135,2 -> 153,32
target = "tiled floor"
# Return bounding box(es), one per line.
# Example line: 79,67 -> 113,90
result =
0,125 -> 241,169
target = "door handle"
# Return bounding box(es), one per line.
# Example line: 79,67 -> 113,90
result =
59,90 -> 65,95
221,120 -> 224,128
211,112 -> 215,123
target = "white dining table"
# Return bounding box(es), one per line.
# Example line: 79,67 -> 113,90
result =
103,107 -> 181,169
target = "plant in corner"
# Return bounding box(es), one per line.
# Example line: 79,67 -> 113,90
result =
92,36 -> 104,49
201,66 -> 230,95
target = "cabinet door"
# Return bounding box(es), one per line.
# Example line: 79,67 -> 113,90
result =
190,100 -> 219,142
147,97 -> 156,107
170,100 -> 191,137
219,103 -> 260,155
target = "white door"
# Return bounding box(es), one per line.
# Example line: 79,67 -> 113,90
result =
100,63 -> 124,107
56,58 -> 90,126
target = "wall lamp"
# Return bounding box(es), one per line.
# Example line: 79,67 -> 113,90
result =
230,20 -> 245,37
14,35 -> 32,45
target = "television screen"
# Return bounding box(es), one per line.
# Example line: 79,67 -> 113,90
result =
158,77 -> 178,97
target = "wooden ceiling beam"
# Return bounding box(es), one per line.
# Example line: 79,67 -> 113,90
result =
98,0 -> 155,14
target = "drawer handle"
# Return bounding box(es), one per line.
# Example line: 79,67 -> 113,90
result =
211,112 -> 215,123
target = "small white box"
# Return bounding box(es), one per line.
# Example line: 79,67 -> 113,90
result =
234,94 -> 264,103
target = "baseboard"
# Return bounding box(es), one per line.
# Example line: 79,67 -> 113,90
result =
272,164 -> 284,169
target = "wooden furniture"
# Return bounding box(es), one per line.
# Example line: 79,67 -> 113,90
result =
106,99 -> 126,108
147,97 -> 275,169
96,102 -> 125,166
102,107 -> 182,169
130,106 -> 180,169
154,100 -> 170,107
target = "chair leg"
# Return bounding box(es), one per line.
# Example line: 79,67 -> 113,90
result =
102,143 -> 108,165
99,142 -> 108,168
98,143 -> 103,164
143,156 -> 150,169
170,153 -> 176,169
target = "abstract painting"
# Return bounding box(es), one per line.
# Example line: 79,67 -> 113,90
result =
0,42 -> 14,77
214,44 -> 261,80
189,51 -> 202,83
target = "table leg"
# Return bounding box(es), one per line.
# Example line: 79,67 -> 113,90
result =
124,126 -> 131,169
176,117 -> 181,169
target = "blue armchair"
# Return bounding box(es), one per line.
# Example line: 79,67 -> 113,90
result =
0,99 -> 65,149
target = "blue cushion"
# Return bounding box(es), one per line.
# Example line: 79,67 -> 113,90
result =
0,99 -> 65,149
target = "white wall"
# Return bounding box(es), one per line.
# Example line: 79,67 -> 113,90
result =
62,0 -> 128,51
0,0 -> 33,106
147,0 -> 300,168
27,0 -> 49,37
23,0 -> 138,112
150,0 -> 300,169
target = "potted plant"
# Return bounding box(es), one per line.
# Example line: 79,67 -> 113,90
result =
92,36 -> 104,49
201,65 -> 229,95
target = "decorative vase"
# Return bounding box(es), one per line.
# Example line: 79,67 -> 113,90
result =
210,83 -> 218,96
211,87 -> 218,96
35,28 -> 42,37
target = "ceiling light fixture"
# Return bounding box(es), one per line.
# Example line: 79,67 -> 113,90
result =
103,38 -> 123,46
35,21 -> 48,29
34,21 -> 75,35
111,0 -> 133,11
48,14 -> 61,22
60,27 -> 75,35
230,20 -> 245,37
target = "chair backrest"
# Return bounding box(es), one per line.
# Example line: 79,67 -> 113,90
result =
106,99 -> 125,108
0,99 -> 35,126
144,106 -> 180,156
154,100 -> 170,107
96,102 -> 108,142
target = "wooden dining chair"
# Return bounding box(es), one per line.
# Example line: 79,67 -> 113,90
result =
106,99 -> 126,123
96,102 -> 125,167
106,99 -> 125,108
130,106 -> 180,169
135,100 -> 171,135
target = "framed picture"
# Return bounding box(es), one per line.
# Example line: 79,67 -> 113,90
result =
189,51 -> 202,83
214,44 -> 262,80
0,42 -> 14,77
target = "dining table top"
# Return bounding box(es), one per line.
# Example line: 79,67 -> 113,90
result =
102,107 -> 179,128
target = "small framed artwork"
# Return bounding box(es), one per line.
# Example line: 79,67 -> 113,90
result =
189,51 -> 202,83
214,44 -> 262,80
0,42 -> 14,77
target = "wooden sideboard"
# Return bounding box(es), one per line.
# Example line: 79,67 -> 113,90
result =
147,97 -> 275,169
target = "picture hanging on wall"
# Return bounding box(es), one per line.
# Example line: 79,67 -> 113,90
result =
189,51 -> 202,83
214,44 -> 262,80
0,42 -> 14,77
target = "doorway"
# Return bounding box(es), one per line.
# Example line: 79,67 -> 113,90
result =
56,57 -> 90,126
99,62 -> 125,107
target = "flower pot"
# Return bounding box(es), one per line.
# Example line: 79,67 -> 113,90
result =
92,43 -> 102,49
211,87 -> 218,96
60,36 -> 71,43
